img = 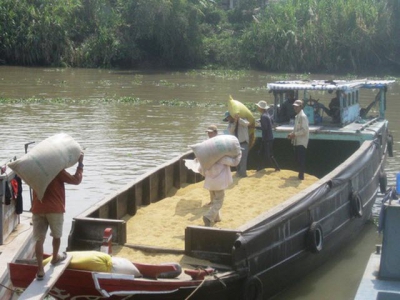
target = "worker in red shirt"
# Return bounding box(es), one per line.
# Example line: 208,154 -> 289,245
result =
31,153 -> 84,280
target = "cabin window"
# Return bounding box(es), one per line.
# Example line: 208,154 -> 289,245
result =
355,91 -> 359,103
341,95 -> 346,108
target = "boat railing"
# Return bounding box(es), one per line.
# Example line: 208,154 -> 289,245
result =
356,117 -> 381,132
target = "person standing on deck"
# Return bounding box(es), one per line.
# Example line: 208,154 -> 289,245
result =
31,153 -> 84,280
277,90 -> 296,123
256,100 -> 281,172
200,125 -> 241,227
288,100 -> 309,180
223,111 -> 249,177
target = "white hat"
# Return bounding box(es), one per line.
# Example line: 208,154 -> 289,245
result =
205,125 -> 218,133
293,100 -> 303,107
256,100 -> 269,110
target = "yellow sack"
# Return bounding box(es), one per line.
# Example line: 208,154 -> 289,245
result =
228,95 -> 255,148
43,251 -> 112,272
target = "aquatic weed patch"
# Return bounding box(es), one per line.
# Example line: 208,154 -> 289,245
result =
186,69 -> 247,79
0,96 -> 243,109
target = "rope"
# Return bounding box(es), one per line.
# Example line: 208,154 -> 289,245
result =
184,267 -> 215,300
0,282 -> 17,294
185,277 -> 207,300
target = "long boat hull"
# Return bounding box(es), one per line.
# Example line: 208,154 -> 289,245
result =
233,140 -> 385,299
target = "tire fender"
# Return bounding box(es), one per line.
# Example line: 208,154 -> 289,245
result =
242,276 -> 263,300
307,222 -> 323,253
350,191 -> 363,218
387,134 -> 394,157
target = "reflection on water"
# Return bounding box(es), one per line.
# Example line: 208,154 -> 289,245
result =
0,66 -> 399,299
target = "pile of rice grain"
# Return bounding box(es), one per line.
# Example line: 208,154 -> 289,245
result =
117,169 -> 318,256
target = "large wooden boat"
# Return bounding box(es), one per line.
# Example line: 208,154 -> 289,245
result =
9,79 -> 395,300
0,160 -> 35,300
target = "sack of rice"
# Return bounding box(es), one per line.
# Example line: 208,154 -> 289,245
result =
228,95 -> 256,148
111,257 -> 142,276
43,251 -> 112,272
190,135 -> 241,170
8,133 -> 82,200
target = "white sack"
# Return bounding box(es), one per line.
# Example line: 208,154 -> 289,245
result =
189,135 -> 240,170
8,133 -> 82,200
111,257 -> 142,277
184,158 -> 202,174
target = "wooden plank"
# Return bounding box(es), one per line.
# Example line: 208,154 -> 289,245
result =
18,253 -> 72,300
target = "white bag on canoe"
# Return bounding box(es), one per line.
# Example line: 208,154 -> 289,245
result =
111,257 -> 142,276
189,135 -> 241,170
8,133 -> 82,201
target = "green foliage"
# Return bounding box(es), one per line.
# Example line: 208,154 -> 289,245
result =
0,0 -> 81,66
0,0 -> 399,73
239,0 -> 395,73
72,0 -> 124,67
117,0 -> 203,67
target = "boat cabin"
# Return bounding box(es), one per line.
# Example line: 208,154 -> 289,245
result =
248,79 -> 395,178
268,80 -> 392,127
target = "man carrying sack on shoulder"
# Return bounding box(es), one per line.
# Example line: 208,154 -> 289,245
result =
200,125 -> 241,227
32,153 -> 84,281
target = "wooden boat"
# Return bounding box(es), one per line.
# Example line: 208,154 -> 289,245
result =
0,160 -> 35,300
9,252 -> 233,300
9,79 -> 395,300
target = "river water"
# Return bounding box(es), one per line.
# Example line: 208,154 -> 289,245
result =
0,66 -> 399,299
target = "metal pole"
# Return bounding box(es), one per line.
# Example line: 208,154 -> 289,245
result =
24,142 -> 35,209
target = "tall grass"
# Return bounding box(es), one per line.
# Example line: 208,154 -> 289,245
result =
0,0 -> 398,73
239,0 -> 395,73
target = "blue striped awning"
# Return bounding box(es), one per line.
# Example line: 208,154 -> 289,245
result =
359,80 -> 396,89
267,80 -> 395,91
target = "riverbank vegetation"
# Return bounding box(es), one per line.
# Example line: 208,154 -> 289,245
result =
0,0 -> 399,74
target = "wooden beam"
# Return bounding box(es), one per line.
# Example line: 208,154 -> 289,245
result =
18,253 -> 72,300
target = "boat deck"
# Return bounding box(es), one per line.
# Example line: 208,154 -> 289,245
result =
354,252 -> 400,300
354,200 -> 400,300
271,116 -> 385,142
